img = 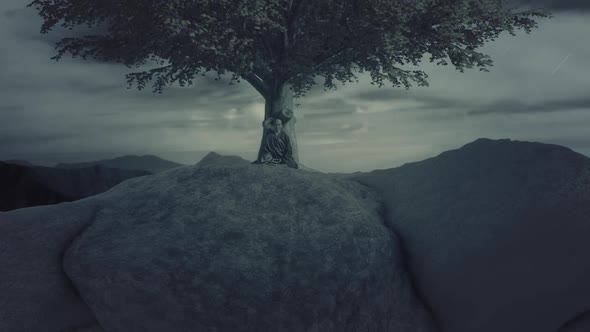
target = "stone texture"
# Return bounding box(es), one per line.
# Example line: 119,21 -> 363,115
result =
350,138 -> 590,332
61,165 -> 437,332
6,138 -> 587,332
0,201 -> 101,332
559,310 -> 590,332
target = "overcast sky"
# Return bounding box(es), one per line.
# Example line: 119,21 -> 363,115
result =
1,0 -> 589,173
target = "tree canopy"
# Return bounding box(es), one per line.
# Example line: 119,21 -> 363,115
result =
27,0 -> 550,99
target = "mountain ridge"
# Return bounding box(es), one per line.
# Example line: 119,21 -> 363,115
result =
55,154 -> 184,174
0,161 -> 150,211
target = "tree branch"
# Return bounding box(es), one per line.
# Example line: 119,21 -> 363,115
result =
284,0 -> 293,49
312,46 -> 351,71
285,0 -> 307,51
243,72 -> 269,97
283,46 -> 350,85
259,33 -> 277,63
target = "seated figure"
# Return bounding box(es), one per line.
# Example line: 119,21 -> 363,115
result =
260,118 -> 298,169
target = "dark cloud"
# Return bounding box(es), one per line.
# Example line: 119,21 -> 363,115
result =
0,105 -> 25,112
74,110 -> 222,130
535,137 -> 590,150
122,74 -> 259,99
157,119 -> 220,130
63,78 -> 123,95
88,111 -> 121,118
115,83 -> 261,115
3,8 -> 26,18
0,73 -> 126,96
301,98 -> 357,120
468,97 -> 590,115
337,123 -> 365,133
351,89 -> 403,102
353,88 -> 590,117
5,5 -> 122,66
351,88 -> 470,110
87,112 -> 220,130
415,96 -> 470,110
512,0 -> 590,12
20,3 -> 109,38
0,132 -> 79,148
303,111 -> 355,120
2,5 -> 65,45
229,122 -> 257,130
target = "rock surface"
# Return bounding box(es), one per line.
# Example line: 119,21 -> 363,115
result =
559,310 -> 590,332
0,162 -> 150,211
349,138 -> 590,332
64,165 -> 436,332
199,150 -> 322,173
0,201 -> 101,332
1,164 -> 437,332
3,138 -> 588,332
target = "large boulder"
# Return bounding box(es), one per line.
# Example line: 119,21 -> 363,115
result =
559,310 -> 590,332
1,164 -> 437,331
557,310 -> 590,332
350,138 -> 590,332
6,139 -> 586,332
0,201 -> 101,332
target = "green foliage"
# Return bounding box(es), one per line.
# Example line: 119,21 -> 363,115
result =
28,0 -> 550,99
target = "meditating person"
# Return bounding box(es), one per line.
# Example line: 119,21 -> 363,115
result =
251,117 -> 274,165
260,118 -> 298,169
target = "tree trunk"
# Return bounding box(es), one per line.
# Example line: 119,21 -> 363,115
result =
256,82 -> 299,163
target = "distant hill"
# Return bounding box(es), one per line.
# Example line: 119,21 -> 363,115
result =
55,155 -> 184,173
0,162 -> 150,211
196,152 -> 252,166
196,151 -> 321,173
3,159 -> 35,167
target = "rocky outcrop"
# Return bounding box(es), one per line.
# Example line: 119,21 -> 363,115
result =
2,138 -> 588,332
1,164 -> 437,332
0,201 -> 102,332
0,162 -> 150,211
198,151 -> 321,173
559,310 -> 590,332
349,138 -> 590,332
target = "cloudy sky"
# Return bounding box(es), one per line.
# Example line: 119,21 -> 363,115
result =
1,0 -> 589,173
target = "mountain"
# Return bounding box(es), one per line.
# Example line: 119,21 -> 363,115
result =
0,162 -> 150,212
55,155 -> 184,173
3,159 -> 35,166
1,138 -> 589,332
348,138 -> 590,332
196,151 -> 252,166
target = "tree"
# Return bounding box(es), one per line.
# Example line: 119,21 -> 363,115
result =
27,0 -> 550,163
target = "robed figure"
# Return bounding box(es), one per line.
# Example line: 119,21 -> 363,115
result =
254,118 -> 298,169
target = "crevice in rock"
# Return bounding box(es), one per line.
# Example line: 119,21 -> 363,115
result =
558,309 -> 590,332
351,178 -> 444,332
59,203 -> 105,332
378,200 -> 443,332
